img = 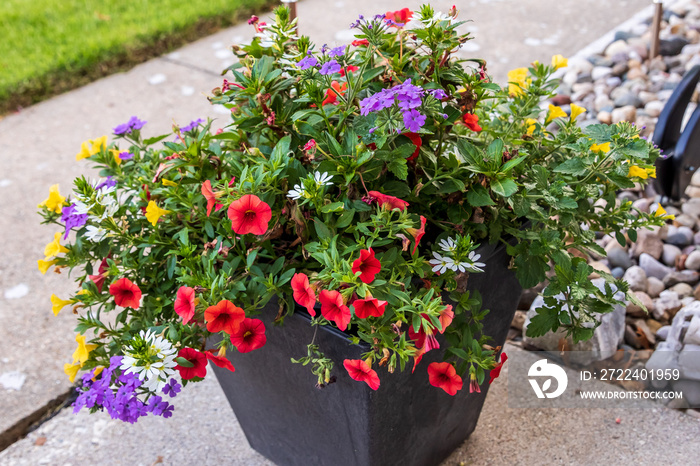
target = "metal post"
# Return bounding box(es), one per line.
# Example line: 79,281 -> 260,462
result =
281,0 -> 298,29
650,0 -> 664,59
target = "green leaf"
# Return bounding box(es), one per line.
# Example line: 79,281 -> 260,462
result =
204,220 -> 215,238
514,253 -> 549,288
525,306 -> 560,338
615,231 -> 626,247
486,138 -> 504,162
490,177 -> 517,197
143,134 -> 170,145
175,357 -> 194,368
314,219 -> 332,240
438,178 -> 465,194
583,124 -> 612,142
321,202 -> 345,213
501,155 -> 527,173
628,229 -> 637,242
466,184 -> 495,206
336,209 -> 355,229
388,157 -> 409,180
166,255 -> 177,280
553,158 -> 587,176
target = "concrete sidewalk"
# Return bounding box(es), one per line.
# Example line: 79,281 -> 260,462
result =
0,0 -> 675,462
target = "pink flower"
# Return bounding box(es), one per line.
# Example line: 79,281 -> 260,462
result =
229,318 -> 267,353
344,359 -> 380,390
352,297 -> 387,319
351,248 -> 381,284
174,286 -> 196,324
368,191 -> 409,211
227,194 -> 272,235
291,273 -> 317,316
428,362 -> 463,395
109,278 -> 141,309
319,289 -> 351,331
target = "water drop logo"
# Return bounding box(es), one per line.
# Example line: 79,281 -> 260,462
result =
528,359 -> 568,399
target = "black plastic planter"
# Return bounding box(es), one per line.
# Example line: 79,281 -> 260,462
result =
211,239 -> 521,466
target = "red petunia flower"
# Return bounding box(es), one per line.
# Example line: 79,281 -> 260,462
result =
206,350 -> 236,372
319,289 -> 351,331
404,132 -> 422,161
352,297 -> 387,319
174,286 -> 196,324
339,65 -> 360,77
204,300 -> 245,334
89,257 -> 110,293
291,273 -> 317,316
201,180 -> 223,216
343,359 -> 380,390
368,191 -> 409,211
428,362 -> 463,395
461,113 -> 482,132
322,81 -> 347,106
352,39 -> 369,47
406,215 -> 426,255
385,8 -> 413,26
408,320 -> 440,353
469,372 -> 481,393
227,194 -> 272,235
488,352 -> 508,384
109,277 -> 142,309
352,248 -> 381,284
230,318 -> 267,353
438,305 -> 454,334
175,347 -> 208,380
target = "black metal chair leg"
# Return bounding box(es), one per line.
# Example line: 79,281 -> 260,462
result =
670,104 -> 700,199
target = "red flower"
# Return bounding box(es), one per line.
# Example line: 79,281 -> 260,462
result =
291,273 -> 317,316
89,257 -> 110,293
352,39 -> 369,47
428,362 -> 463,395
352,297 -> 387,319
175,347 -> 207,380
469,373 -> 481,393
201,180 -> 223,216
385,8 -> 413,26
352,248 -> 381,284
319,289 -> 351,331
406,215 -> 426,255
174,286 -> 196,324
109,278 -> 142,309
206,350 -> 236,372
438,305 -> 454,334
322,81 -> 347,106
461,113 -> 482,132
408,321 -> 440,353
302,139 -> 317,152
227,194 -> 272,235
404,132 -> 422,161
230,318 -> 267,353
488,352 -> 508,384
339,65 -> 360,77
368,191 -> 409,211
204,300 -> 245,334
343,359 -> 380,390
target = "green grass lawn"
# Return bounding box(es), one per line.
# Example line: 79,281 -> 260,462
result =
0,0 -> 273,114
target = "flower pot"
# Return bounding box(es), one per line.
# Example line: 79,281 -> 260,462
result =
210,239 -> 521,466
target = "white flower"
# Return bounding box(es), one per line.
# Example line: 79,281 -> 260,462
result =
429,251 -> 454,274
314,171 -> 333,187
73,201 -> 90,215
438,237 -> 456,252
468,251 -> 486,270
120,329 -> 177,392
287,184 -> 306,200
84,225 -> 108,242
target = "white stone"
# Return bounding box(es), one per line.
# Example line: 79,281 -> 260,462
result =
644,100 -> 665,118
4,284 -> 29,299
147,74 -> 167,85
686,250 -> 700,270
0,371 -> 26,391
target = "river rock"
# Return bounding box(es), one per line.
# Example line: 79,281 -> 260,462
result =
663,270 -> 700,287
682,198 -> 700,217
605,40 -> 630,57
660,36 -> 690,56
630,231 -> 663,260
632,197 -> 653,213
654,290 -> 683,320
643,100 -> 665,118
670,282 -> 694,298
626,290 -> 654,317
607,246 -> 633,269
685,250 -> 700,270
597,111 -> 612,124
662,244 -> 682,267
623,266 -> 648,292
592,66 -> 614,81
613,92 -> 643,108
647,276 -> 666,298
612,105 -> 637,123
656,325 -> 671,340
522,278 -> 625,364
611,267 -> 625,279
679,344 -> 700,380
674,213 -> 697,229
639,253 -> 674,280
666,229 -> 693,248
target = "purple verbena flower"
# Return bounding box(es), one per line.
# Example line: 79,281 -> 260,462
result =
113,116 -> 147,136
180,118 -> 205,133
119,151 -> 134,160
428,89 -> 448,100
319,60 -> 341,76
162,378 -> 181,397
298,54 -> 319,70
95,176 -> 117,191
329,46 -> 345,58
61,203 -> 89,240
403,109 -> 426,133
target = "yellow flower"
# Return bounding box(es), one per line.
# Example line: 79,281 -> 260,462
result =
91,366 -> 104,381
44,232 -> 69,258
38,259 -> 59,274
654,204 -> 675,220
145,201 -> 170,226
162,179 -> 178,187
627,165 -> 649,179
72,334 -> 97,365
546,104 -> 567,124
38,184 -> 66,214
75,136 -> 108,161
64,362 -> 81,383
590,142 -> 611,153
525,118 -> 538,135
570,104 -> 586,121
551,54 -> 568,70
77,289 -> 90,295
646,167 -> 656,178
51,294 -> 74,316
507,67 -> 529,96
111,149 -> 122,166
